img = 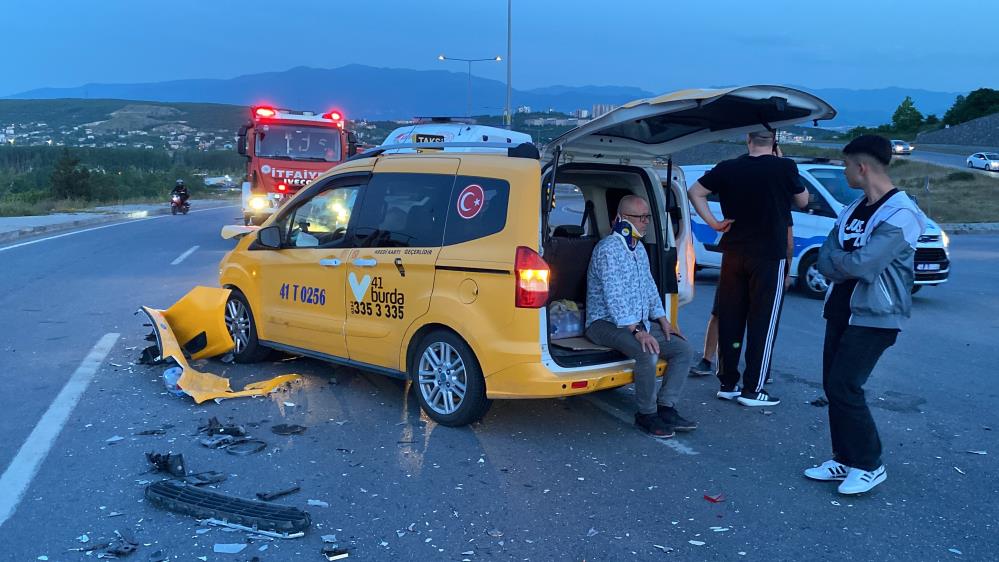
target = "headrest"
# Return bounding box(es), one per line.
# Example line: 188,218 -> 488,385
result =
553,225 -> 584,238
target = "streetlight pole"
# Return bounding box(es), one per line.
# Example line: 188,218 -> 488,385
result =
506,0 -> 512,129
438,54 -> 502,118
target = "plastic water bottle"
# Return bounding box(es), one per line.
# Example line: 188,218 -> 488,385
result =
162,367 -> 186,397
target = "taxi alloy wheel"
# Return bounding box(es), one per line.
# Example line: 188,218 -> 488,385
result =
412,330 -> 490,427
224,292 -> 271,363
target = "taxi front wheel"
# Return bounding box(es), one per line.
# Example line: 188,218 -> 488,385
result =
225,291 -> 272,363
410,330 -> 491,427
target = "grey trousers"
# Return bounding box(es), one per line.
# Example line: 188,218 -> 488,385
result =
586,319 -> 693,414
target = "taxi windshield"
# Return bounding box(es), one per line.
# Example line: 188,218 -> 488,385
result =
256,125 -> 341,162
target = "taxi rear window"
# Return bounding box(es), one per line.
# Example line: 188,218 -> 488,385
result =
444,176 -> 509,246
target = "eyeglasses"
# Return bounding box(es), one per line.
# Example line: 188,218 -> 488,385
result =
621,213 -> 652,223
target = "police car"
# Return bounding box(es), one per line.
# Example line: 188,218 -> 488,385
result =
683,158 -> 950,298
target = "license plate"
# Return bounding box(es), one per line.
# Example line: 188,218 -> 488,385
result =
413,133 -> 445,143
916,263 -> 940,271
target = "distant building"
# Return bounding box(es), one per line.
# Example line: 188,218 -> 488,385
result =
570,109 -> 590,119
592,104 -> 617,118
516,105 -> 532,114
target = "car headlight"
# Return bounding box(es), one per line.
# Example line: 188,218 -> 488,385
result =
941,230 -> 950,248
249,196 -> 269,210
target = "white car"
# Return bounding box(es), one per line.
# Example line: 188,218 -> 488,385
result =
966,152 -> 999,171
890,139 -> 913,155
681,159 -> 951,298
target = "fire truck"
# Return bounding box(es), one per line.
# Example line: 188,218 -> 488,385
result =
237,106 -> 357,225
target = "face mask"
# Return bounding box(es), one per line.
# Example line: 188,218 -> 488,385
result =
612,217 -> 641,251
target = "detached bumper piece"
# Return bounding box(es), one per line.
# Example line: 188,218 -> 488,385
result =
145,480 -> 311,534
141,286 -> 301,403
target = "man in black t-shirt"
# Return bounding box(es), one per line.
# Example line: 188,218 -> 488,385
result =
688,130 -> 808,406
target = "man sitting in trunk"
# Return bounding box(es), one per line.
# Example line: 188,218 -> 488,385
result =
584,195 -> 696,439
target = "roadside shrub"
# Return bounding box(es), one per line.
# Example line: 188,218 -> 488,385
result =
946,171 -> 975,182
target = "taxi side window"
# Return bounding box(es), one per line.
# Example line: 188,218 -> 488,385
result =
349,173 -> 453,248
547,183 -> 592,238
444,176 -> 510,245
282,185 -> 360,248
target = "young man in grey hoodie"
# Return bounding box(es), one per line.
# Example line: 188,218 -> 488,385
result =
804,135 -> 927,495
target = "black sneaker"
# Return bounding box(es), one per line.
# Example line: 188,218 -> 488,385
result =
737,391 -> 781,407
716,384 -> 741,401
690,358 -> 714,376
657,405 -> 698,431
635,413 -> 675,439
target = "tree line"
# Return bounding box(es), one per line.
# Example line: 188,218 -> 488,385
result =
848,88 -> 999,139
0,146 -> 245,206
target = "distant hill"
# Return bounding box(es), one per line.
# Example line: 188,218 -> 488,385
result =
0,99 -> 246,131
4,64 -> 965,126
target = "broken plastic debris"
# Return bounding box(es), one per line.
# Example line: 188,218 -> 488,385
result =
145,480 -> 311,534
146,452 -> 188,477
322,544 -> 350,560
688,540 -> 705,546
199,417 -> 246,437
271,424 -> 307,435
201,434 -> 236,449
486,529 -> 504,538
703,494 -> 725,503
308,499 -> 330,508
831,500 -> 841,506
202,518 -> 304,540
77,534 -> 90,543
586,528 -> 598,537
106,435 -> 125,445
225,439 -> 267,456
954,466 -> 966,475
213,544 -> 247,554
710,527 -> 730,532
949,548 -> 962,555
653,544 -> 673,552
283,402 -> 296,407
257,485 -> 301,502
966,450 -> 987,455
462,551 -> 475,556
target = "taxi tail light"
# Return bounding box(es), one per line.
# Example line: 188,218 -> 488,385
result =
515,246 -> 549,308
276,183 -> 288,193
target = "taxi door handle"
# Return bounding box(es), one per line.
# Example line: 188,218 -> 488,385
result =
319,258 -> 341,267
352,258 -> 377,267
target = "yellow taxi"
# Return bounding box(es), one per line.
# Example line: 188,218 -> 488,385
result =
215,86 -> 835,426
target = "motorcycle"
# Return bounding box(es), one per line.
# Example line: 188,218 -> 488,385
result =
171,194 -> 190,215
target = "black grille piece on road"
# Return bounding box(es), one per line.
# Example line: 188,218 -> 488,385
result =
145,480 -> 311,533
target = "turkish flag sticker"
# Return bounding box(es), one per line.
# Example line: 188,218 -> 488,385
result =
456,184 -> 485,219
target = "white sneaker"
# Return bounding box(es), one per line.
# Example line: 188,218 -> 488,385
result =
804,460 -> 848,481
716,384 -> 741,400
736,391 -> 780,407
837,465 -> 887,495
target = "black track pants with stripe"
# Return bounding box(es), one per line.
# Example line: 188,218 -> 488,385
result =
716,253 -> 787,394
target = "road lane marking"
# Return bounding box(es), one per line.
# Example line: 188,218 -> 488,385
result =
171,245 -> 200,265
0,205 -> 236,253
0,333 -> 120,528
582,395 -> 699,455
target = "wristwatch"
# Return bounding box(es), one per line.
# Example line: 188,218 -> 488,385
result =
631,325 -> 644,336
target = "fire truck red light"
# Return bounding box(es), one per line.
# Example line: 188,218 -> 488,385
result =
254,107 -> 276,118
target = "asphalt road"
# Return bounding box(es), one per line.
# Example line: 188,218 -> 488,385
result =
0,208 -> 996,561
804,141 -> 993,172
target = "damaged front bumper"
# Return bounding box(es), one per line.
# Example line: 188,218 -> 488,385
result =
141,286 -> 299,403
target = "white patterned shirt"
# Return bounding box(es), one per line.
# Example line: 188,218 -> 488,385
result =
585,233 -> 666,329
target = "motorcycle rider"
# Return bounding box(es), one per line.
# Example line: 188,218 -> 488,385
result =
171,179 -> 190,209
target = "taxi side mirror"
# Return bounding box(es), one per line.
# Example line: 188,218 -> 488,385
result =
257,226 -> 282,249
347,132 -> 358,157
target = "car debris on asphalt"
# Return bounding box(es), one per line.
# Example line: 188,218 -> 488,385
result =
144,480 -> 311,534
256,485 -> 301,501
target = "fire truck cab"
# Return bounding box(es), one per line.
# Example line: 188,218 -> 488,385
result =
237,106 -> 357,225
